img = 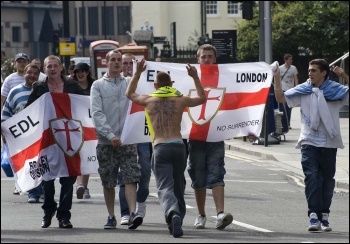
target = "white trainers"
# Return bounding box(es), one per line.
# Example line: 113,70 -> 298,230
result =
216,212 -> 233,230
321,213 -> 332,232
194,215 -> 206,229
120,215 -> 130,225
136,202 -> 146,218
83,188 -> 91,199
308,212 -> 321,231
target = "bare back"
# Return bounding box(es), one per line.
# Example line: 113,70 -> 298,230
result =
145,96 -> 187,145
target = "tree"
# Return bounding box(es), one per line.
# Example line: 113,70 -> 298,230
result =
237,1 -> 349,62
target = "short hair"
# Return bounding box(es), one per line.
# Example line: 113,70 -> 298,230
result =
68,64 -> 76,72
24,63 -> 40,74
122,53 -> 135,59
43,55 -> 62,67
197,44 -> 217,58
155,72 -> 172,87
309,59 -> 330,80
106,49 -> 121,62
284,54 -> 293,60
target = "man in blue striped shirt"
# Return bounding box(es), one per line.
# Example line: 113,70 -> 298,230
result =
1,63 -> 43,203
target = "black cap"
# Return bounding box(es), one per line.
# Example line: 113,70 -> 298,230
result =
15,53 -> 29,62
73,62 -> 90,72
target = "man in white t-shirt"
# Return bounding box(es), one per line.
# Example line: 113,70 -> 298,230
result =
1,53 -> 29,110
279,54 -> 298,130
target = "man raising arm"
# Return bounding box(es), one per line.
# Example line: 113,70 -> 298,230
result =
125,59 -> 206,238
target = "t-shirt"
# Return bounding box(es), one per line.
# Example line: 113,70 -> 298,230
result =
279,65 -> 298,91
285,92 -> 349,149
1,73 -> 25,97
1,83 -> 31,122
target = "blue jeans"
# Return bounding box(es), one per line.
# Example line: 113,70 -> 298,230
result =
187,140 -> 226,189
41,176 -> 76,221
28,183 -> 43,199
118,142 -> 152,217
301,145 -> 337,220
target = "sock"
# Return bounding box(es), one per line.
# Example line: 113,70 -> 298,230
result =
217,211 -> 224,216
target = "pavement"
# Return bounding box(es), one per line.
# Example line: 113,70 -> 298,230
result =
224,106 -> 349,191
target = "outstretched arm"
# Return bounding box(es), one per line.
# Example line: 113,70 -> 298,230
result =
125,59 -> 148,105
185,63 -> 207,107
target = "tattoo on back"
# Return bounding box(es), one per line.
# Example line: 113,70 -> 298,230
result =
154,99 -> 176,136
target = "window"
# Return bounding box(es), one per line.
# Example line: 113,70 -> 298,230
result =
117,6 -> 130,36
79,7 -> 86,35
12,26 -> 21,43
88,7 -> 99,36
102,6 -> 114,36
227,1 -> 240,15
206,1 -> 218,16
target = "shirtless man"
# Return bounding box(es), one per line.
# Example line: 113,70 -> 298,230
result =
125,59 -> 206,238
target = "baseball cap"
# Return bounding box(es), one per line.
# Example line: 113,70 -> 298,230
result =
73,62 -> 90,72
15,53 -> 29,62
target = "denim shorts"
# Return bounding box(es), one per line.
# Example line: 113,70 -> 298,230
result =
96,144 -> 140,188
187,140 -> 226,189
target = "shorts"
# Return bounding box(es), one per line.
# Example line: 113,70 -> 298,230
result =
96,144 -> 140,188
187,140 -> 226,189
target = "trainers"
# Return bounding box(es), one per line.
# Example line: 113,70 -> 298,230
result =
128,212 -> 143,230
59,219 -> 73,228
136,202 -> 146,218
83,188 -> 91,199
308,212 -> 321,231
194,215 -> 206,229
13,188 -> 21,195
172,214 -> 183,238
41,211 -> 56,228
28,197 -> 39,203
321,213 -> 332,232
104,216 -> 117,229
216,212 -> 233,230
76,184 -> 85,199
120,215 -> 130,225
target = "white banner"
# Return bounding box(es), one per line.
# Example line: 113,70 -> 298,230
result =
1,93 -> 99,192
121,61 -> 275,144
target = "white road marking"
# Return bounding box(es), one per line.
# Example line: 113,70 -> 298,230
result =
210,215 -> 273,232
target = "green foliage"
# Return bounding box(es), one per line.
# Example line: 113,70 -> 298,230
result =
237,1 -> 349,62
1,55 -> 15,81
187,30 -> 201,49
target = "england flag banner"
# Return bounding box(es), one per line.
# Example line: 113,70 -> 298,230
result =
1,93 -> 98,192
121,61 -> 277,144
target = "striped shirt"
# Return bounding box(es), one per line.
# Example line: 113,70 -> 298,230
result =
1,73 -> 25,97
1,83 -> 31,122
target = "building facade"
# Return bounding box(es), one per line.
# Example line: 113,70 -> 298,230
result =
1,1 -> 243,67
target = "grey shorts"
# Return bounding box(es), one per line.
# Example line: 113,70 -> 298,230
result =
96,144 -> 140,188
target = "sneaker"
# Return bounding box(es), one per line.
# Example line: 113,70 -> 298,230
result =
136,202 -> 146,218
58,219 -> 73,228
104,216 -> 117,229
83,188 -> 91,199
321,213 -> 332,232
216,212 -> 233,230
120,215 -> 130,225
194,215 -> 206,229
308,212 -> 321,231
13,188 -> 21,195
172,214 -> 183,238
128,212 -> 143,230
28,197 -> 39,203
76,184 -> 85,199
